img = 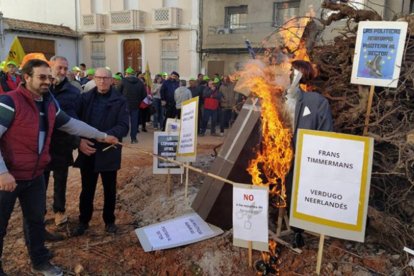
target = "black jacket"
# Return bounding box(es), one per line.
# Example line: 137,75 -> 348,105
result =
74,87 -> 129,172
46,77 -> 81,170
118,76 -> 147,110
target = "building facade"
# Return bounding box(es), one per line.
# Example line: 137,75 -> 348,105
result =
79,0 -> 200,79
200,0 -> 414,77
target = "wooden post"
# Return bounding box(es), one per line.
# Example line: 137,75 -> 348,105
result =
363,85 -> 375,136
316,234 -> 325,275
248,241 -> 253,268
276,207 -> 285,236
167,168 -> 171,197
184,162 -> 190,199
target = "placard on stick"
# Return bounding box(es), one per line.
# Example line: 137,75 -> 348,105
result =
351,21 -> 408,88
177,97 -> 198,163
153,131 -> 183,174
233,184 -> 269,252
290,129 -> 374,242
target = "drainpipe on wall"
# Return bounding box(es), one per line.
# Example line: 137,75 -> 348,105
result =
0,12 -> 4,55
75,0 -> 80,66
198,0 -> 203,74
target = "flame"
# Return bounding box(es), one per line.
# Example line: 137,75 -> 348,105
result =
237,60 -> 293,208
280,17 -> 311,62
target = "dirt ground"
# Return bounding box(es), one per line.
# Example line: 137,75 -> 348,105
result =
2,127 -> 413,275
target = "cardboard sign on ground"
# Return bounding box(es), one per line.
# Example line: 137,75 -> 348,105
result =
135,212 -> 223,252
290,129 -> 374,242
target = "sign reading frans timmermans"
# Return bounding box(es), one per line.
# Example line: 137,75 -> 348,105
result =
289,129 -> 373,242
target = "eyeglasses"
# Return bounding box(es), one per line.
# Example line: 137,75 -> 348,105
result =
94,76 -> 112,81
33,74 -> 55,82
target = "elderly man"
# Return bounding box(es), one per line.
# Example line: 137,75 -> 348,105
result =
44,56 -> 81,227
73,67 -> 129,236
0,59 -> 118,276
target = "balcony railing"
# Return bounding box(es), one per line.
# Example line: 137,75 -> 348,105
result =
110,10 -> 146,32
207,22 -> 274,36
152,7 -> 182,29
81,14 -> 107,33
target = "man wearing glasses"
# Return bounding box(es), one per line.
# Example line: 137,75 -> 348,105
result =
72,68 -> 129,237
0,59 -> 118,275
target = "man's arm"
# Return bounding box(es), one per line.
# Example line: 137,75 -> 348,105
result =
0,95 -> 17,191
55,108 -> 118,144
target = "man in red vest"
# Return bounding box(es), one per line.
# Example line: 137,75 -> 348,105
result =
0,59 -> 118,276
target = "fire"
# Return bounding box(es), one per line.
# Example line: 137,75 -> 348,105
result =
280,17 -> 311,62
236,60 -> 293,208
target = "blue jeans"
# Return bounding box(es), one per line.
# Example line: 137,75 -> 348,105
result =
129,109 -> 139,140
201,109 -> 218,134
0,175 -> 50,266
152,98 -> 163,129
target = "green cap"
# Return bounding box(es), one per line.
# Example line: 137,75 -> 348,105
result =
213,77 -> 220,84
113,74 -> 122,81
0,61 -> 5,69
162,72 -> 168,76
86,68 -> 95,76
203,76 -> 210,81
72,66 -> 81,72
125,67 -> 135,74
6,61 -> 17,67
189,77 -> 196,81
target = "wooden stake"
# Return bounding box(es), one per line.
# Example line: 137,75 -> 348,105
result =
363,85 -> 375,136
248,241 -> 253,268
184,162 -> 189,199
316,234 -> 325,275
167,168 -> 171,197
276,207 -> 285,236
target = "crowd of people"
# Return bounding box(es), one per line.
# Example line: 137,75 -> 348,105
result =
0,55 -> 247,276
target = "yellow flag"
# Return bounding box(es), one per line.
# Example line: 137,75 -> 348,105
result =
144,61 -> 153,89
6,37 -> 26,67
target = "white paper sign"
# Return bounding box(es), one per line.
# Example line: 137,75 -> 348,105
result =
290,129 -> 373,242
135,212 -> 223,252
233,184 -> 268,243
177,97 -> 198,162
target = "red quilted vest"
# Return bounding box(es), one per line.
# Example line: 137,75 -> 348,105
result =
0,86 -> 56,180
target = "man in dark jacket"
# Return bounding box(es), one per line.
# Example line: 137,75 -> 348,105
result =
44,56 -> 81,227
0,61 -> 21,92
160,71 -> 180,130
73,67 -> 129,236
0,59 -> 118,276
118,67 -> 146,143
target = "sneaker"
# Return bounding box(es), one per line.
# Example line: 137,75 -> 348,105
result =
105,223 -> 118,234
72,223 -> 88,237
131,138 -> 138,144
44,230 -> 64,242
32,261 -> 63,276
54,212 -> 67,226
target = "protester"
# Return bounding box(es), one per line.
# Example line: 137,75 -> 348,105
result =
151,74 -> 163,130
200,78 -> 223,136
194,77 -> 209,134
160,71 -> 180,130
138,77 -> 152,132
44,56 -> 81,227
72,67 -> 129,237
174,79 -> 192,119
0,61 -> 21,92
0,59 -> 118,276
284,60 -> 333,248
112,74 -> 122,90
219,76 -> 236,131
118,66 -> 146,143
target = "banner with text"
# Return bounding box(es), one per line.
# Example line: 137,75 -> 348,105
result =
136,212 -> 223,252
153,132 -> 183,174
290,129 -> 373,242
233,184 -> 269,251
351,21 -> 408,88
177,97 -> 198,162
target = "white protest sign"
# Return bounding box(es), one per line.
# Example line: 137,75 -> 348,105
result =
135,212 -> 223,252
351,21 -> 408,88
290,129 -> 373,242
233,184 -> 268,251
153,131 -> 183,174
177,97 -> 198,162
